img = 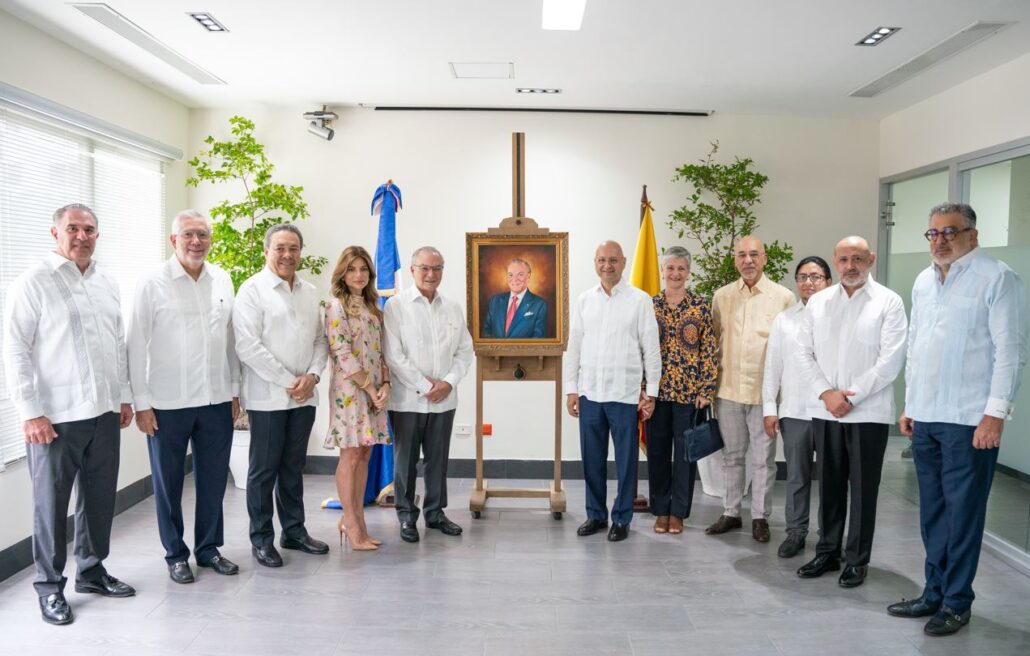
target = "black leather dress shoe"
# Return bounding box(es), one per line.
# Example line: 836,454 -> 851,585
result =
400,521 -> 420,543
887,596 -> 940,618
168,561 -> 195,584
576,518 -> 608,536
607,523 -> 629,542
923,606 -> 971,636
280,534 -> 330,555
426,515 -> 463,536
252,544 -> 283,568
797,553 -> 841,579
838,564 -> 868,588
39,593 -> 73,625
198,554 -> 239,576
74,574 -> 136,597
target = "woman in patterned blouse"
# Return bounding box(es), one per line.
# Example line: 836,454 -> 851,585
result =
647,246 -> 718,535
323,246 -> 392,551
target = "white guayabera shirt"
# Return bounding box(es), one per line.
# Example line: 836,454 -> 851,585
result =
383,285 -> 473,414
3,252 -> 130,423
127,257 -> 240,411
232,267 -> 328,412
564,279 -> 662,405
762,302 -> 813,421
796,277 -> 908,425
906,248 -> 1029,426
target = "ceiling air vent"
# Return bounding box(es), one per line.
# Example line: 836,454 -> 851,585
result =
851,21 -> 1011,98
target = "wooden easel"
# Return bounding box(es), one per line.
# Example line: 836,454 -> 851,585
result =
468,133 -> 567,520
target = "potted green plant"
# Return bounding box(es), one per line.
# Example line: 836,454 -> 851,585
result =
186,115 -> 327,291
668,141 -> 793,298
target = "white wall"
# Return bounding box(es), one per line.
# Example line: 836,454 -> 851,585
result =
880,52 -> 1030,177
0,11 -> 190,553
188,106 -> 879,462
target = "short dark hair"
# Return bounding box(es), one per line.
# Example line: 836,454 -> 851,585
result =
929,202 -> 976,228
795,255 -> 832,280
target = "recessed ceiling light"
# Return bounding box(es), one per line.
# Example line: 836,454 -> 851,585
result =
542,0 -> 586,31
516,88 -> 562,94
188,12 -> 229,33
856,26 -> 899,46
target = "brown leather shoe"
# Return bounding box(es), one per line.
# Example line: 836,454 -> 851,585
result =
752,519 -> 771,543
653,516 -> 670,533
668,516 -> 684,534
705,515 -> 743,535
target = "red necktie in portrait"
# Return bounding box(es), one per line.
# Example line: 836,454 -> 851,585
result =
504,295 -> 519,335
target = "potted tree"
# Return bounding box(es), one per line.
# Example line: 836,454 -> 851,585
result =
668,141 -> 793,298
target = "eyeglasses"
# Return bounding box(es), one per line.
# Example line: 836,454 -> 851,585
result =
414,265 -> 444,274
795,273 -> 826,283
924,227 -> 973,242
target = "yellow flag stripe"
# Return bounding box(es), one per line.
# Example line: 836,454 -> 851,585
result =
630,204 -> 661,297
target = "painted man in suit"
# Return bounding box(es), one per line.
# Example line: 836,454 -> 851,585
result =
483,258 -> 548,339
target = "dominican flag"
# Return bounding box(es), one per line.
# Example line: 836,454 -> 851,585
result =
365,180 -> 402,505
371,180 -> 403,303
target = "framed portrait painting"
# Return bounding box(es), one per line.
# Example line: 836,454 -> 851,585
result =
466,232 -> 569,352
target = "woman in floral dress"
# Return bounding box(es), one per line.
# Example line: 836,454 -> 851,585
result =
324,245 -> 391,551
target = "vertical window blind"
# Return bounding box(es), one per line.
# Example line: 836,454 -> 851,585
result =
0,108 -> 166,468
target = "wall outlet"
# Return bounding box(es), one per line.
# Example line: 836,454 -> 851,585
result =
455,424 -> 472,437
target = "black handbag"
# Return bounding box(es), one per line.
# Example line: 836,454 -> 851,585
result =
684,405 -> 724,462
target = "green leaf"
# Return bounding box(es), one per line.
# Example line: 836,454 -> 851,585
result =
187,115 -> 322,292
667,140 -> 792,299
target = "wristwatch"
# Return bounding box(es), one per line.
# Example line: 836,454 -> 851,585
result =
310,373 -> 320,384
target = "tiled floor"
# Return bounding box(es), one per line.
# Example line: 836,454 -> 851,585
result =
0,438 -> 1028,655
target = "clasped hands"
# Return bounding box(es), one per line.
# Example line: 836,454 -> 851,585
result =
423,377 -> 451,404
820,388 -> 855,419
287,374 -> 318,404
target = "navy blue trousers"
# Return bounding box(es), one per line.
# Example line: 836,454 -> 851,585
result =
579,397 -> 639,525
147,402 -> 233,565
912,421 -> 997,613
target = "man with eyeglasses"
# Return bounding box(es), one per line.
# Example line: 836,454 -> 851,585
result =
127,210 -> 242,584
706,235 -> 794,543
796,236 -> 907,589
384,246 -> 473,542
3,204 -> 136,625
889,203 -> 1027,635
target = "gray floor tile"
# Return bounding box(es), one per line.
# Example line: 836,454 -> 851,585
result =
0,469 -> 1027,655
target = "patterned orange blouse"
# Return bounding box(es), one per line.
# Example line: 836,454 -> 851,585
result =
652,292 -> 719,405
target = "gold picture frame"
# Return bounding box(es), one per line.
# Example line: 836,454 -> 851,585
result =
466,231 -> 569,353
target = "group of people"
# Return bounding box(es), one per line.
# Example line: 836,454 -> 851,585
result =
2,204 -> 472,626
3,201 -> 1025,639
561,202 -> 1026,638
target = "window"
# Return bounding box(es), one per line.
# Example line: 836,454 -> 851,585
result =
0,108 -> 166,467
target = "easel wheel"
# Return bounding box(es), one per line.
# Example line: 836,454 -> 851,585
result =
552,512 -> 562,520
472,511 -> 482,519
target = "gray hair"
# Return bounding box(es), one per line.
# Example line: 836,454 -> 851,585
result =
53,203 -> 97,226
508,258 -> 531,274
661,245 -> 692,267
411,246 -> 444,265
929,202 -> 977,228
263,223 -> 304,249
171,209 -> 213,234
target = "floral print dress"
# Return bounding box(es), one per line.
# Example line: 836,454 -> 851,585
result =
323,298 -> 391,449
